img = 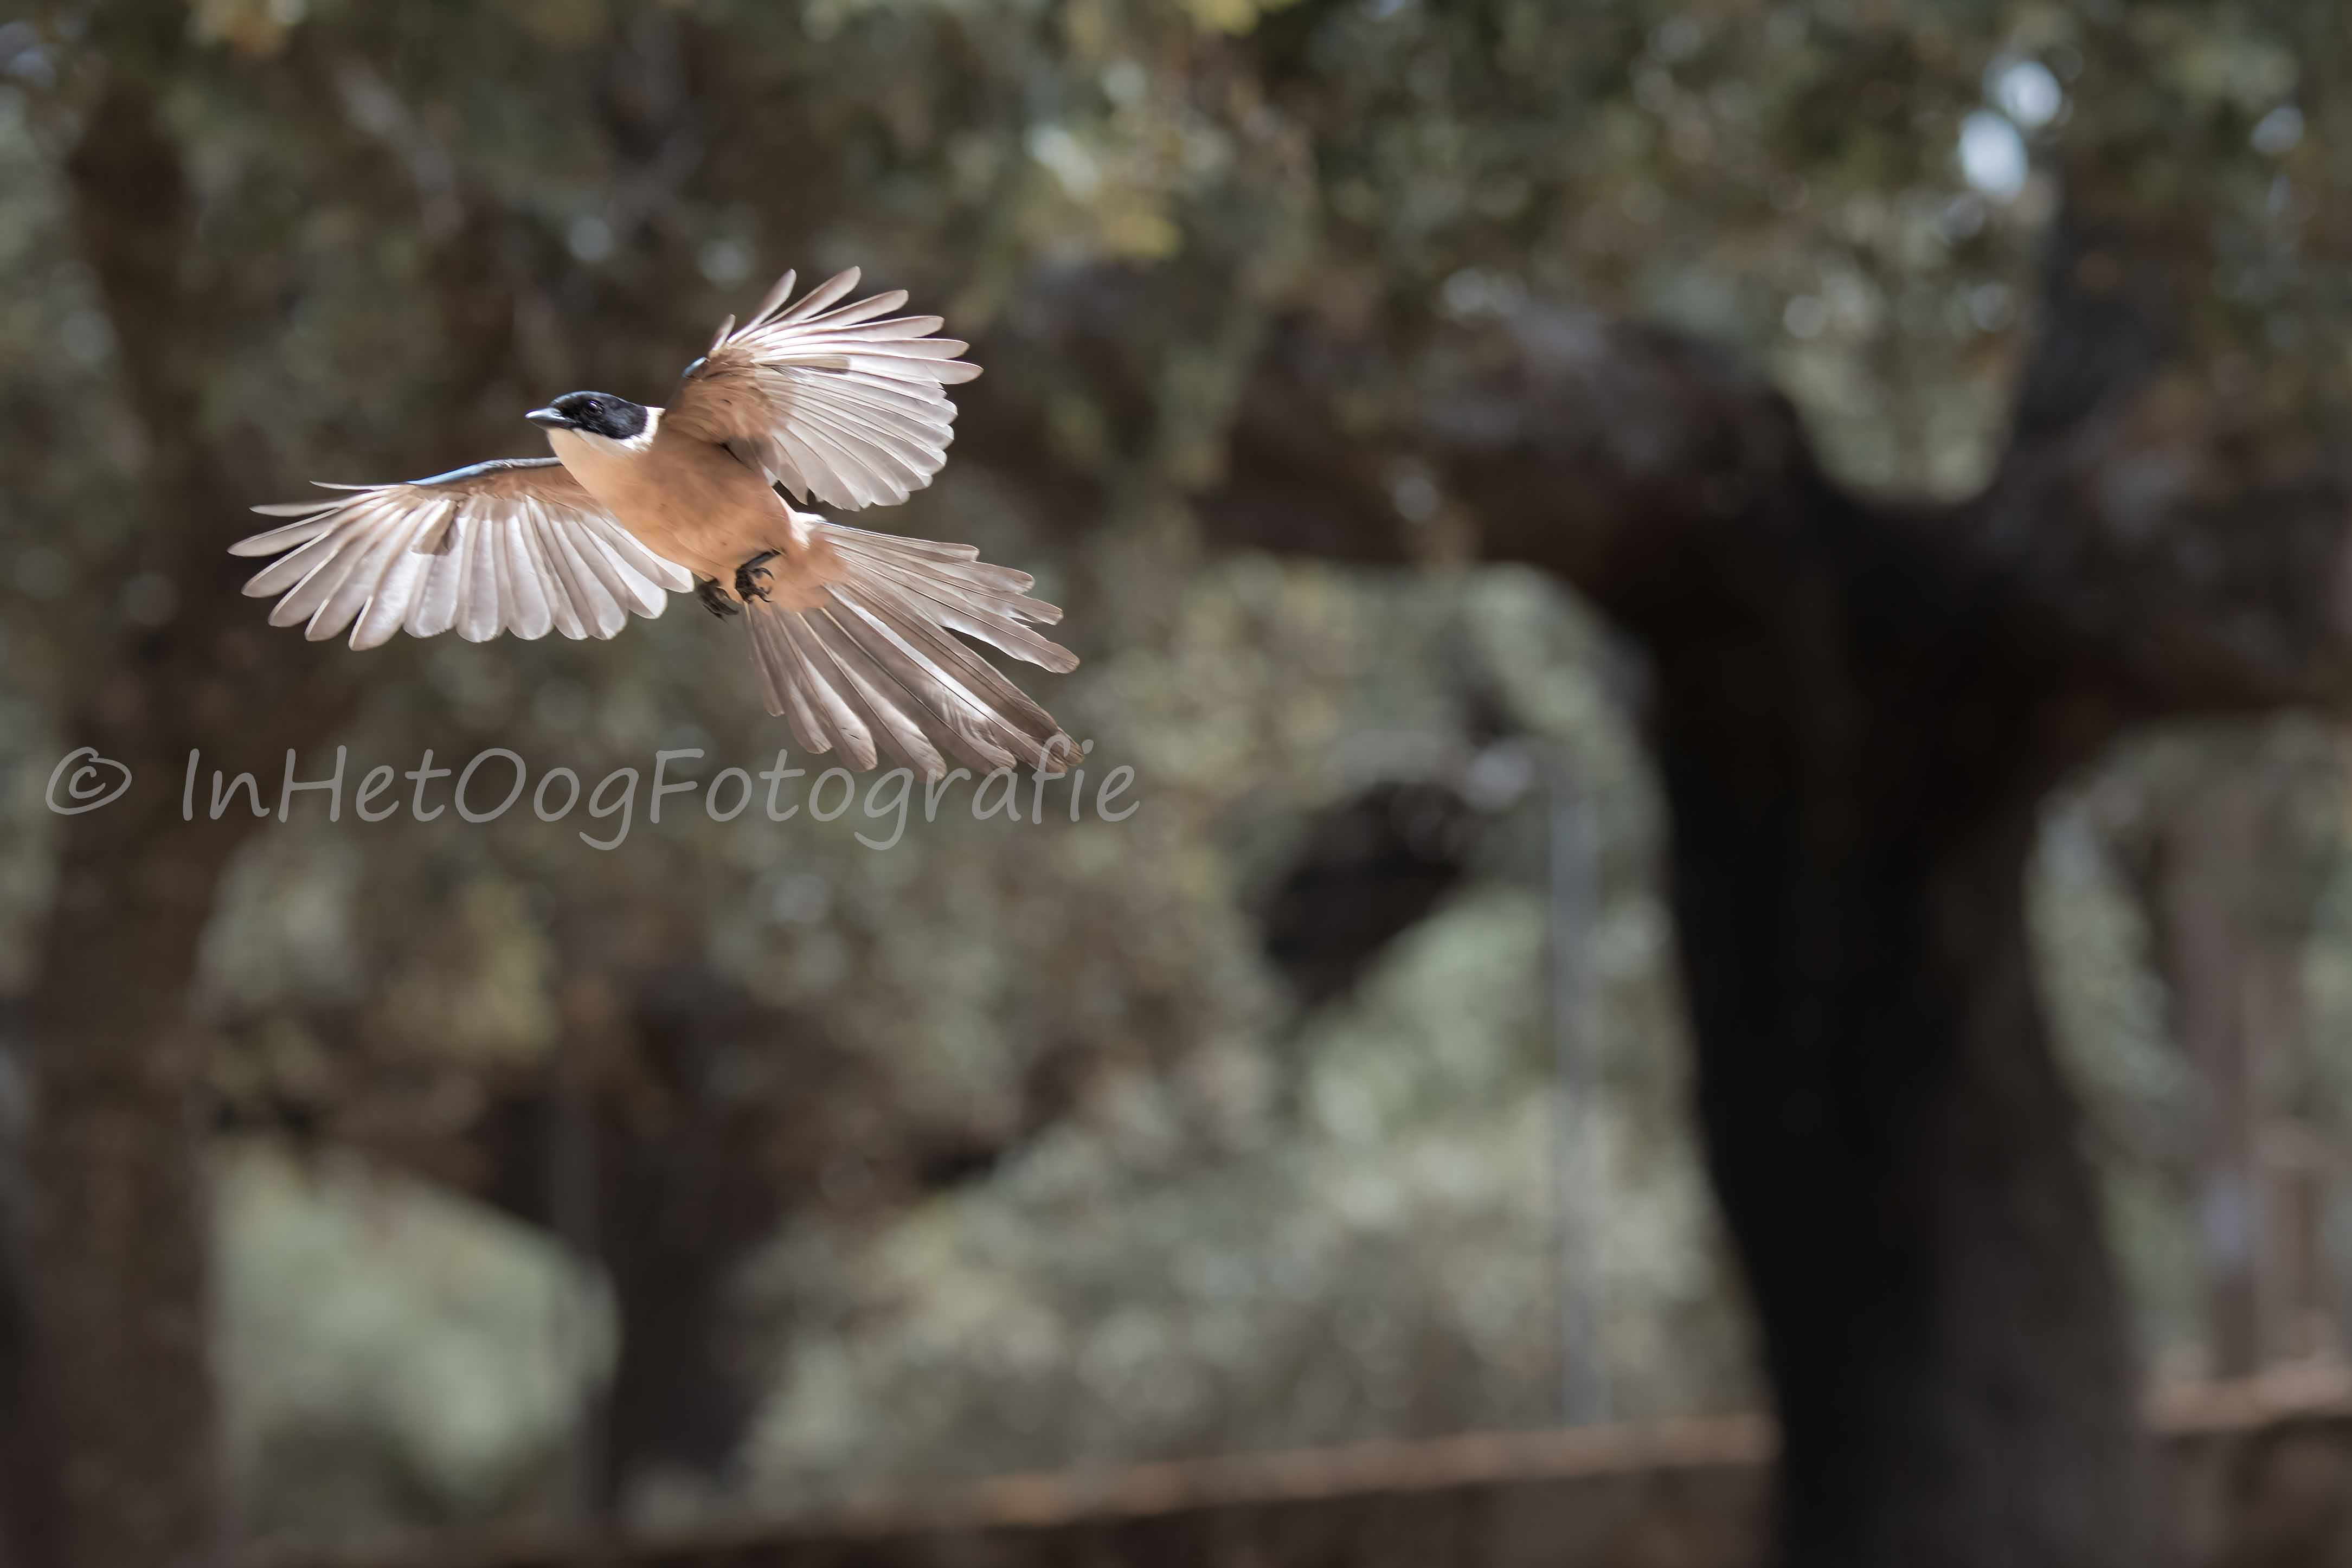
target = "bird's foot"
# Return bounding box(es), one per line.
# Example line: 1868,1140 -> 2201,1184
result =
697,577 -> 742,619
733,551 -> 779,605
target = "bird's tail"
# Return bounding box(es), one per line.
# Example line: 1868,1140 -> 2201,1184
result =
742,520 -> 1078,778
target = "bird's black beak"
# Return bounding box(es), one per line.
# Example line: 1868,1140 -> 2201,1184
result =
525,407 -> 570,429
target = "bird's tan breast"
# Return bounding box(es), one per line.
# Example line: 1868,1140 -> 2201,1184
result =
548,421 -> 789,582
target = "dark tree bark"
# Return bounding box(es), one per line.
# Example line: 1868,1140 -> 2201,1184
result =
0,1005 -> 60,1568
1653,571 -> 2143,1563
21,12 -> 528,1559
28,29 -> 334,1564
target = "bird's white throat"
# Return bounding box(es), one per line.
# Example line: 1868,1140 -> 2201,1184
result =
546,410 -> 661,500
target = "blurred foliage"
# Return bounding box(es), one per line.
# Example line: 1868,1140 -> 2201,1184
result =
4,0 -> 2352,1549
217,1141 -> 612,1539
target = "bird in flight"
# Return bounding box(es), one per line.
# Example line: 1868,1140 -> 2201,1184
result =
231,268 -> 1076,778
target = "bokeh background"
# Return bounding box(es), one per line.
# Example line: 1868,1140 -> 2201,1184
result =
5,1 -> 2352,1561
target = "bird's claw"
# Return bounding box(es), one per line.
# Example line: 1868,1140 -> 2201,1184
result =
733,552 -> 779,605
696,577 -> 742,619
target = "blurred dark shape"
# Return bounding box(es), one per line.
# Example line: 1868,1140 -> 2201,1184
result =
0,1008 -> 56,1568
1259,781 -> 1476,1008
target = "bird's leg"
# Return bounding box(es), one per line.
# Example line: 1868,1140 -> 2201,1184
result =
733,551 -> 779,605
696,576 -> 742,619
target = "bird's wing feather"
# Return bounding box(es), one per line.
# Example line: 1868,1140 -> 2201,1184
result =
665,267 -> 979,512
230,457 -> 692,649
741,517 -> 1076,778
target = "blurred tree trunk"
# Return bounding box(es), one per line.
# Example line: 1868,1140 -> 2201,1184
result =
23,41 -> 252,1565
20,3 -> 542,1552
474,1019 -> 773,1515
1659,643 -> 2143,1565
21,11 -> 471,1559
28,808 -> 239,1568
0,1009 -> 61,1568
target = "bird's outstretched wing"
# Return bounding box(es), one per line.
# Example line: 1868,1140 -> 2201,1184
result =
230,457 -> 692,648
742,517 -> 1077,778
665,268 -> 979,512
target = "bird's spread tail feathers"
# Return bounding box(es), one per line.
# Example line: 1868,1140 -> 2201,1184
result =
743,520 -> 1077,779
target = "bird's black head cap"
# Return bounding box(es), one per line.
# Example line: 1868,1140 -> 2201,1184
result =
527,391 -> 648,440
